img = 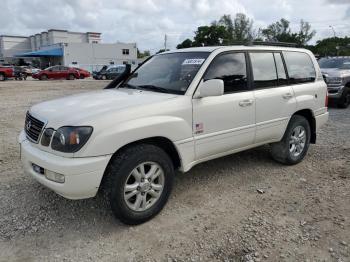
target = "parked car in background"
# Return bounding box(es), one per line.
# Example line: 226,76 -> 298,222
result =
0,66 -> 14,81
21,65 -> 41,76
74,68 -> 91,79
32,66 -> 80,80
13,66 -> 28,80
93,65 -> 126,80
19,46 -> 328,225
319,56 -> 350,108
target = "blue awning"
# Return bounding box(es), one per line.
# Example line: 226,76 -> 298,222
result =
15,48 -> 63,57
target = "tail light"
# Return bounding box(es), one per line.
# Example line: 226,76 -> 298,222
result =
325,91 -> 329,107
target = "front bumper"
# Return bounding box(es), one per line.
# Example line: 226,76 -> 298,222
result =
327,85 -> 344,99
19,131 -> 112,199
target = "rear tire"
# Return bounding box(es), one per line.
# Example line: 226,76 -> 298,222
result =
103,144 -> 174,225
271,115 -> 311,165
68,74 -> 75,80
101,75 -> 107,80
0,73 -> 5,81
337,89 -> 350,108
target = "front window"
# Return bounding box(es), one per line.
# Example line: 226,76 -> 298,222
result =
121,52 -> 210,95
318,57 -> 350,69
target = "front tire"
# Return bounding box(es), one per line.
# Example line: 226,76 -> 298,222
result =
103,144 -> 174,225
337,89 -> 350,108
68,74 -> 75,80
0,73 -> 5,81
40,74 -> 48,81
271,115 -> 311,165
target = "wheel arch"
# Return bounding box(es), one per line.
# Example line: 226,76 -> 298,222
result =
105,135 -> 181,170
292,109 -> 316,144
99,136 -> 182,192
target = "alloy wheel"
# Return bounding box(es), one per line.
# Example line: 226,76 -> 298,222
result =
289,126 -> 306,157
123,162 -> 165,212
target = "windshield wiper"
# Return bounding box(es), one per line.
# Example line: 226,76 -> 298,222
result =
137,85 -> 171,93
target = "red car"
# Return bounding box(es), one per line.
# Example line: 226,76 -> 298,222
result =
74,68 -> 91,79
32,66 -> 80,80
0,67 -> 14,81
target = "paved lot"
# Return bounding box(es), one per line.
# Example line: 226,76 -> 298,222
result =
0,79 -> 349,262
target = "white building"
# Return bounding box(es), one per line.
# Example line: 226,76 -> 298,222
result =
0,29 -> 137,71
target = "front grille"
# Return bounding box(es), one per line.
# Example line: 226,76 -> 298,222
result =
25,112 -> 45,143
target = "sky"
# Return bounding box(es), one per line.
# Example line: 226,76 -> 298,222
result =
1,0 -> 349,53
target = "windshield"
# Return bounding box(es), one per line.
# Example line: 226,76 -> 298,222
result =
121,52 -> 210,94
318,57 -> 350,69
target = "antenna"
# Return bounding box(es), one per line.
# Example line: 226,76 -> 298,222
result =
164,34 -> 167,50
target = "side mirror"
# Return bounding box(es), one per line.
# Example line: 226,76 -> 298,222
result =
198,79 -> 224,98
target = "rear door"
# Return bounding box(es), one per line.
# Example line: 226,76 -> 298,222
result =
250,52 -> 297,143
192,52 -> 256,160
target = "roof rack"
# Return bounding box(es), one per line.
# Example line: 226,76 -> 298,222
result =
227,41 -> 298,48
249,41 -> 297,47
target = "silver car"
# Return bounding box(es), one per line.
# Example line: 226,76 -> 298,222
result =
319,56 -> 350,108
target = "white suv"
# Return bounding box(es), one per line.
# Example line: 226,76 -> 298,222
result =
19,46 -> 329,224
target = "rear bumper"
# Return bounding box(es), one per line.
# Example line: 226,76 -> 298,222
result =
315,112 -> 329,131
19,131 -> 112,199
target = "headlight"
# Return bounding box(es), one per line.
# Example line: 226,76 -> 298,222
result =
41,128 -> 54,146
51,126 -> 93,153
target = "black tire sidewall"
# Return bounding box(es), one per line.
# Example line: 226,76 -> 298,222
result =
283,115 -> 311,164
107,144 -> 174,225
338,89 -> 350,108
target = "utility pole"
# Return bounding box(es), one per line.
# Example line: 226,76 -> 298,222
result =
164,34 -> 167,51
329,25 -> 336,38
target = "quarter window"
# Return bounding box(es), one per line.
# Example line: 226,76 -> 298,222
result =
250,52 -> 277,88
204,52 -> 248,93
283,51 -> 316,84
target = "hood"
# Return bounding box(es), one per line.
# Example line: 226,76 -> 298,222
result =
29,88 -> 178,128
321,68 -> 350,78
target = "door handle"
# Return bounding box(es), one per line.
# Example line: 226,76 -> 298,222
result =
239,99 -> 254,107
282,93 -> 293,99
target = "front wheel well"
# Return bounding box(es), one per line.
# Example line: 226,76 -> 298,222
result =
292,109 -> 316,144
109,137 -> 181,170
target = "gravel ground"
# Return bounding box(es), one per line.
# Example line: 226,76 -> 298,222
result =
0,79 -> 349,262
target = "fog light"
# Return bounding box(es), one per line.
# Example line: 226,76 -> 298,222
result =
45,170 -> 65,183
32,163 -> 45,174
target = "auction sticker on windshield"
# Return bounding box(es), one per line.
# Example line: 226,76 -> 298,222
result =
182,59 -> 205,65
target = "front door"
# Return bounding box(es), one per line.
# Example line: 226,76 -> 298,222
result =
192,52 -> 256,160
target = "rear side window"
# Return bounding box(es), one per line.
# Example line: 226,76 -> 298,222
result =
204,52 -> 248,93
250,52 -> 277,88
283,51 -> 316,84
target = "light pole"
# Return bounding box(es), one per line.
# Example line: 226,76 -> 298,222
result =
329,25 -> 336,38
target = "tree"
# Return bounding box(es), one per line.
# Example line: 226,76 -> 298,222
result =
217,13 -> 253,43
192,25 -> 230,46
137,49 -> 151,58
310,37 -> 350,56
261,18 -> 298,42
177,38 -> 193,49
156,49 -> 170,54
261,18 -> 316,46
232,13 -> 253,42
297,20 -> 316,46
